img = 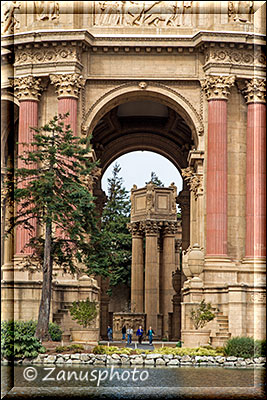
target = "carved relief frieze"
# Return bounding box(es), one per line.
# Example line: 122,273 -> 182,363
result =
93,1 -> 193,27
11,75 -> 43,101
34,1 -> 59,21
181,167 -> 203,199
1,1 -> 21,35
50,73 -> 86,99
14,44 -> 82,66
242,78 -> 266,104
249,292 -> 266,304
201,75 -> 235,101
204,46 -> 265,68
228,1 -> 254,24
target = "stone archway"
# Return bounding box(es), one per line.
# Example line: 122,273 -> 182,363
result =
85,88 -> 201,339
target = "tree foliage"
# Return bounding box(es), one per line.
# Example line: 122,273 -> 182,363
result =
4,114 -> 106,340
98,163 -> 132,289
145,171 -> 164,187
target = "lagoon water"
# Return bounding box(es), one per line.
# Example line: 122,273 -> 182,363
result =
2,364 -> 265,399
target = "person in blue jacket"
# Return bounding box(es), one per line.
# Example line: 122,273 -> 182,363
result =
136,326 -> 144,344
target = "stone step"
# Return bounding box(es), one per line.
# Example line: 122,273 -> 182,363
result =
215,332 -> 231,337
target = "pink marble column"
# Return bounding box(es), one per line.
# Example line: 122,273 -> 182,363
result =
201,76 -> 235,257
58,97 -> 78,136
13,76 -> 43,255
50,74 -> 85,239
50,73 -> 85,137
244,79 -> 266,258
206,99 -> 228,256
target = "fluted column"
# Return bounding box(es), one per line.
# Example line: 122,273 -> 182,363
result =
243,78 -> 266,259
13,76 -> 43,255
161,221 -> 179,338
128,222 -> 144,313
201,76 -> 235,256
50,73 -> 85,136
143,221 -> 160,334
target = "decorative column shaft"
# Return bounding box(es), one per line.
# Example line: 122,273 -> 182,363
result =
13,76 -> 43,254
128,222 -> 144,313
201,76 -> 235,256
143,221 -> 160,333
243,79 -> 266,258
50,73 -> 85,136
176,189 -> 190,250
161,222 -> 179,338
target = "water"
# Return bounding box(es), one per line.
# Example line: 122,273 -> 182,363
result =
2,364 -> 265,399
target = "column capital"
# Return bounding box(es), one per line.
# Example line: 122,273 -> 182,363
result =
141,220 -> 161,235
50,73 -> 86,99
127,221 -> 143,237
162,221 -> 180,236
201,75 -> 235,101
181,167 -> 203,199
242,78 -> 266,104
11,75 -> 43,101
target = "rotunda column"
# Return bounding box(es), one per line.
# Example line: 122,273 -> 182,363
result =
161,221 -> 179,339
201,76 -> 235,256
128,222 -> 144,313
176,188 -> 190,251
13,76 -> 43,255
143,221 -> 160,335
243,78 -> 266,259
50,73 -> 85,136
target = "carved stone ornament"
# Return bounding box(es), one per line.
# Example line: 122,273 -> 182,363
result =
201,75 -> 235,101
127,221 -> 143,236
50,73 -> 86,99
162,221 -> 180,236
249,292 -> 266,303
34,1 -> 59,21
11,75 -> 43,101
140,220 -> 162,235
228,1 -> 253,23
243,78 -> 266,104
181,167 -> 203,198
1,1 -> 21,35
94,1 -> 193,27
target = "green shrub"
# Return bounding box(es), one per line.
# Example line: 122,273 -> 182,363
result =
70,298 -> 98,328
190,300 -> 216,330
55,344 -> 84,353
1,321 -> 46,360
48,323 -> 63,342
92,345 -> 108,354
224,337 -> 266,358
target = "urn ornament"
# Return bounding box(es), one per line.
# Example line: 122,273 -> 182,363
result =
188,243 -> 204,277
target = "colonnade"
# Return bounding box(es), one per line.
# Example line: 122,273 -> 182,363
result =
128,219 -> 180,338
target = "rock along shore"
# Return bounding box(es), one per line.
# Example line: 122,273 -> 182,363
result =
3,354 -> 266,368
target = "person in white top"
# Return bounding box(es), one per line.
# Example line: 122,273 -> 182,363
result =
127,327 -> 133,344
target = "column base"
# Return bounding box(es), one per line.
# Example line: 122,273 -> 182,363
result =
203,256 -> 237,286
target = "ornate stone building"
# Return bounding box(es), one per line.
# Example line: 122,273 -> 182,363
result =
1,1 -> 266,343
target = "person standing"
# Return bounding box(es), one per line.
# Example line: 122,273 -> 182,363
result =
107,325 -> 113,342
121,325 -> 126,341
127,327 -> 133,344
136,326 -> 144,344
147,326 -> 155,345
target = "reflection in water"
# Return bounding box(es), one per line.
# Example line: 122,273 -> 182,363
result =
2,364 -> 266,399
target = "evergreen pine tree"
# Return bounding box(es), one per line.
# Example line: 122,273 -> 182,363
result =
145,171 -> 164,187
4,114 -> 107,341
101,163 -> 132,289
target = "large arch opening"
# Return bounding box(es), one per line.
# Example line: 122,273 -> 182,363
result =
89,94 -> 195,340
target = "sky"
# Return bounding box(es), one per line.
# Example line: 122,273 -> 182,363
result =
101,151 -> 183,195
